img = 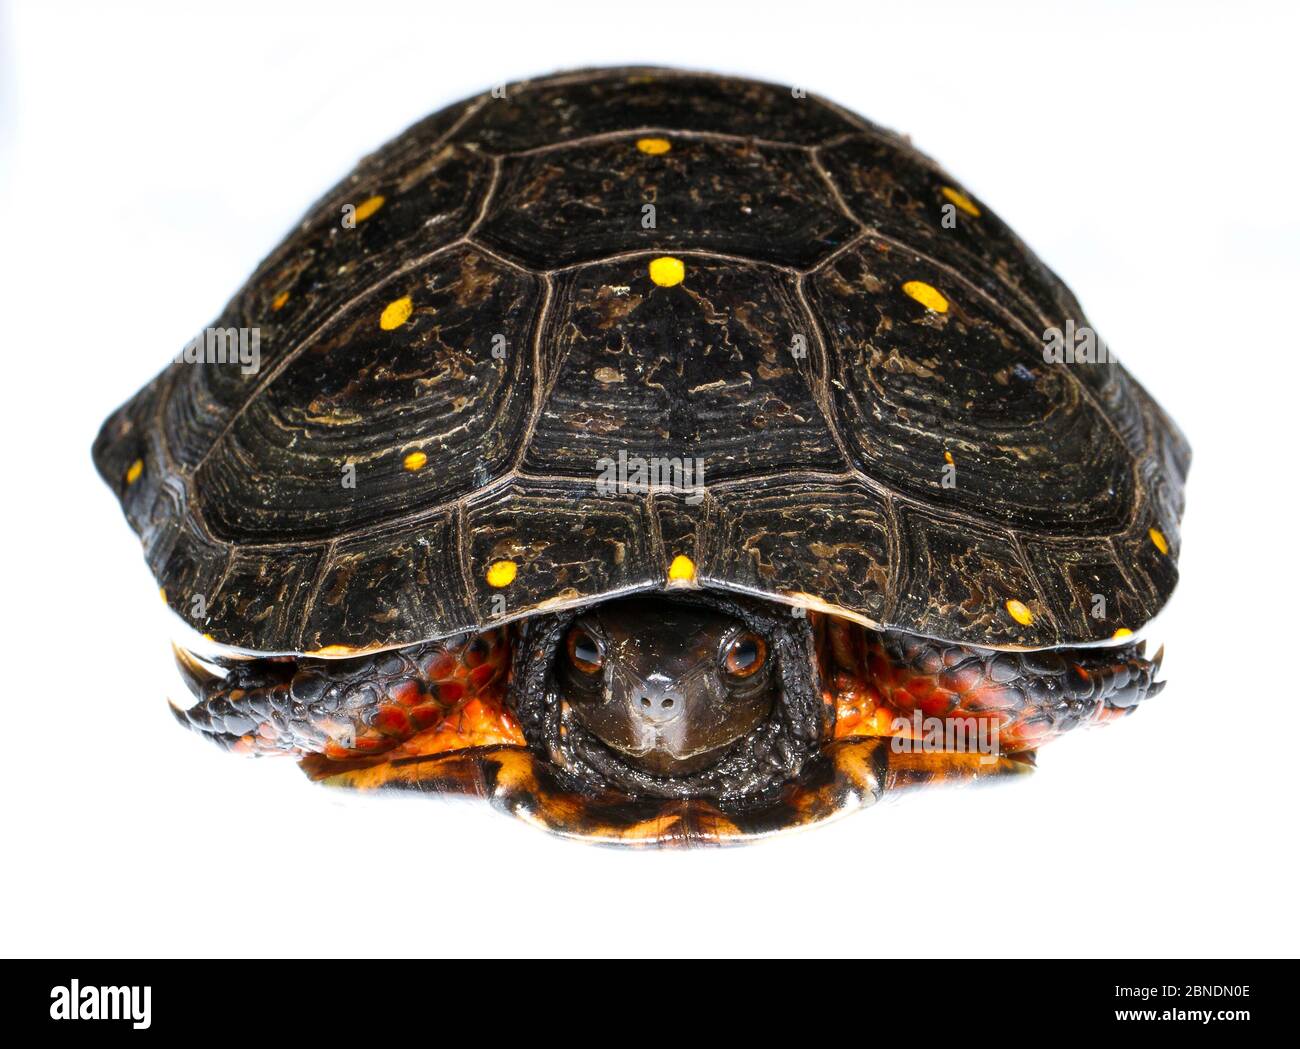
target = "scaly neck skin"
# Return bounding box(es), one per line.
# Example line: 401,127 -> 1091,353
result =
821,616 -> 1165,751
171,630 -> 520,762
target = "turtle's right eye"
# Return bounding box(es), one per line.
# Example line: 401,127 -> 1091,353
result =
566,627 -> 605,674
722,632 -> 767,679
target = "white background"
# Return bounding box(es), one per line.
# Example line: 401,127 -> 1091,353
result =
2,0 -> 1297,958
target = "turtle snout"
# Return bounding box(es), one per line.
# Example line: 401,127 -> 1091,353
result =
634,682 -> 683,725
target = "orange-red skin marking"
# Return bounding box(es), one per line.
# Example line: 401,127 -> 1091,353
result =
218,629 -> 520,762
824,617 -> 1136,752
217,616 -> 1142,771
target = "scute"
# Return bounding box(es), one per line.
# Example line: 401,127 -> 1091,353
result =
160,143 -> 496,474
477,138 -> 856,269
806,239 -> 1136,533
461,481 -> 655,628
707,478 -> 893,624
194,246 -> 541,543
522,256 -> 846,482
93,66 -> 1189,655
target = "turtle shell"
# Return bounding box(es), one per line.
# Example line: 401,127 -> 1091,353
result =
93,66 -> 1190,656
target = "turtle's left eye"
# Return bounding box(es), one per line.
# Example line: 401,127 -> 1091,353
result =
722,632 -> 767,678
566,627 -> 605,674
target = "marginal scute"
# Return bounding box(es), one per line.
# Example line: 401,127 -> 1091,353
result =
891,504 -> 1056,648
154,518 -> 227,634
203,548 -> 326,651
462,481 -> 656,626
300,512 -> 470,654
1021,537 -> 1156,644
707,479 -> 891,623
94,384 -> 156,498
651,492 -> 711,582
1129,517 -> 1180,603
139,476 -> 187,580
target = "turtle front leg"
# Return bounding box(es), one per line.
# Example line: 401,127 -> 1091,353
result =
827,620 -> 1165,753
170,630 -> 517,761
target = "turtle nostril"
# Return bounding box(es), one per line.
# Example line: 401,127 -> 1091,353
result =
637,694 -> 678,718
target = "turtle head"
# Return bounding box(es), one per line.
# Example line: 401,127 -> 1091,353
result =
511,592 -> 825,802
557,598 -> 776,775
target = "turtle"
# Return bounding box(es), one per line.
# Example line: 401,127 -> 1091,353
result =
93,67 -> 1190,846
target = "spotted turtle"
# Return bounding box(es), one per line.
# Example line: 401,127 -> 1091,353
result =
93,68 -> 1190,845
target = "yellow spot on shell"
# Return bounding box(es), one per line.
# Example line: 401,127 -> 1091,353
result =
403,450 -> 428,472
159,588 -> 168,604
1006,599 -> 1034,626
636,137 -> 672,155
271,290 -> 290,311
1149,527 -> 1169,555
667,555 -> 697,583
941,186 -> 981,217
943,451 -> 954,465
486,560 -> 517,588
354,194 -> 386,222
125,459 -> 143,485
649,256 -> 686,287
1112,628 -> 1134,639
903,280 -> 948,313
379,295 -> 413,330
